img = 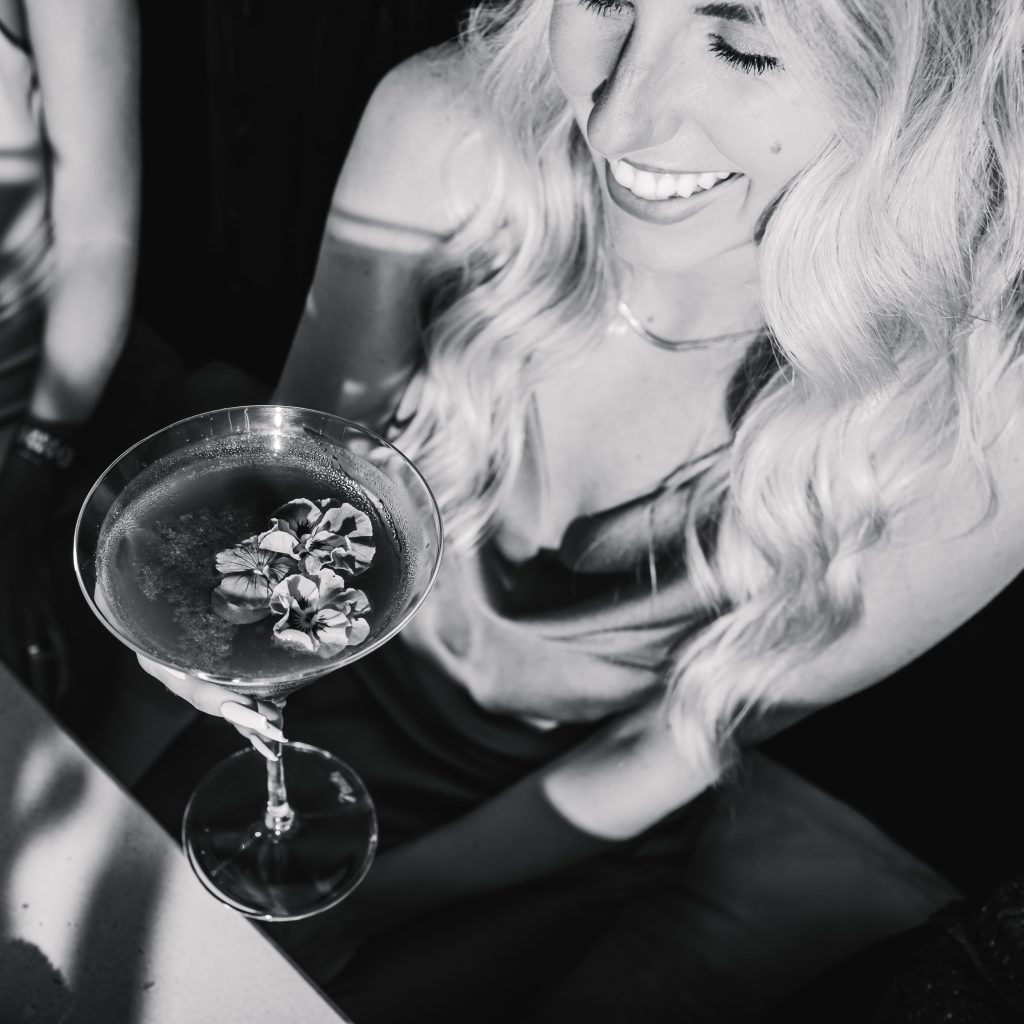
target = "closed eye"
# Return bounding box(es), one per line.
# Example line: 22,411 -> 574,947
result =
577,0 -> 633,16
707,33 -> 781,75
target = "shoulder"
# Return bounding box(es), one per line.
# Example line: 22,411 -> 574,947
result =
330,43 -> 491,247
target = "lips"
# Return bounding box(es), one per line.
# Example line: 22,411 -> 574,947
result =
603,160 -> 745,225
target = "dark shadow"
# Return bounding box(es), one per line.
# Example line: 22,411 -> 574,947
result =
136,0 -> 472,382
0,938 -> 73,1023
0,681 -> 166,1023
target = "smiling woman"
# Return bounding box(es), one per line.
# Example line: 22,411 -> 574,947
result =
135,0 -> 1024,1021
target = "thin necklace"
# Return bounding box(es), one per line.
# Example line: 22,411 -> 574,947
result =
616,299 -> 761,353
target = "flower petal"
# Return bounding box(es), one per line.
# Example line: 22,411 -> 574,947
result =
315,624 -> 355,649
218,572 -> 273,603
329,540 -> 375,577
273,626 -> 318,652
300,551 -> 326,575
316,567 -> 349,604
264,555 -> 296,585
318,504 -> 373,540
347,617 -> 370,645
211,585 -> 272,625
268,499 -> 322,536
215,537 -> 261,576
344,588 -> 371,618
270,572 -> 320,614
259,528 -> 300,557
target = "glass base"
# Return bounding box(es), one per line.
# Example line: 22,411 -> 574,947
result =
182,743 -> 377,921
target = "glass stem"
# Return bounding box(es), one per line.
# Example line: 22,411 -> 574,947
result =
264,697 -> 295,834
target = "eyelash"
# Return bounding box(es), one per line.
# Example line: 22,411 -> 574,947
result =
706,34 -> 780,75
576,0 -> 631,12
575,1 -> 782,77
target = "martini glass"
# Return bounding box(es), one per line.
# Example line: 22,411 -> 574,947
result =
74,406 -> 442,920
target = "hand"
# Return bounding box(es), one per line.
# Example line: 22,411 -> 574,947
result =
135,655 -> 286,757
0,450 -> 71,703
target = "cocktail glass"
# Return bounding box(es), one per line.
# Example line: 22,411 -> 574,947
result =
74,406 -> 442,920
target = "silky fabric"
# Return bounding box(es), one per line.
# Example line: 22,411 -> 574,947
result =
388,393 -> 727,738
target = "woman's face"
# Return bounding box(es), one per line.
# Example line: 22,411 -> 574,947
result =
549,0 -> 836,276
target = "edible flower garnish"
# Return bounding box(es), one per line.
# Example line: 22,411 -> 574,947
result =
259,499 -> 375,577
269,568 -> 371,655
319,502 -> 375,577
212,536 -> 296,624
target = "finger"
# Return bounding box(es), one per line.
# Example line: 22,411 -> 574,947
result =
246,734 -> 280,761
222,721 -> 282,760
136,654 -> 252,718
220,701 -> 287,743
256,700 -> 285,729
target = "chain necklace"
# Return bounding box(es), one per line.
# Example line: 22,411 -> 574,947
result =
616,299 -> 761,353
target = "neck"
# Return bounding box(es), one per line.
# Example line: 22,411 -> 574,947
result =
618,246 -> 763,341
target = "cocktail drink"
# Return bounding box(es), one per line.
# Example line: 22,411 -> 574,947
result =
74,407 -> 442,920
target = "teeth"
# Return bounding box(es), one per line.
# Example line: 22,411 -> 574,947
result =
676,173 -> 700,198
632,170 -> 659,200
655,174 -> 677,200
610,160 -> 735,202
610,159 -> 636,190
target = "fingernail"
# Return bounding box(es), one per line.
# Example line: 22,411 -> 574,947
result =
221,701 -> 287,743
165,667 -> 186,679
249,734 -> 279,761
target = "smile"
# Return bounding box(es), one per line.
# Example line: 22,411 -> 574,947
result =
610,159 -> 737,201
603,159 -> 744,226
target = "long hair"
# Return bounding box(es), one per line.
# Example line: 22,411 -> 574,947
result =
399,0 -> 1024,775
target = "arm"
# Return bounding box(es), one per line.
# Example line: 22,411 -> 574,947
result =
272,46 -> 486,429
22,0 -> 140,425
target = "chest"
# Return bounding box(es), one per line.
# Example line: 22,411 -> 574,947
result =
503,329 -> 745,556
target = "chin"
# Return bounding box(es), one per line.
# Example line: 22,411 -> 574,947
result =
607,219 -> 750,276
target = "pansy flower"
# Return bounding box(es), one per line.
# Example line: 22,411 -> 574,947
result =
269,568 -> 371,655
318,502 -> 375,577
211,536 -> 296,624
259,498 -> 375,577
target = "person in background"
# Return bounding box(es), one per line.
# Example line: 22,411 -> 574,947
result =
0,0 -> 140,695
138,1 -> 1024,1021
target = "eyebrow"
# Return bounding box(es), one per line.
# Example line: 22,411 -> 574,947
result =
693,2 -> 760,24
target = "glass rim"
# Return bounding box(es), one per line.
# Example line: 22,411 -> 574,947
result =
72,403 -> 444,687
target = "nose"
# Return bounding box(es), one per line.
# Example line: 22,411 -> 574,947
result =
586,20 -> 694,159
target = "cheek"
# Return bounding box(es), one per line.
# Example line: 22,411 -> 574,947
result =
548,6 -> 626,102
707,100 -> 831,192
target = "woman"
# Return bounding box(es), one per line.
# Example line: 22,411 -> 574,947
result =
138,1 -> 1024,1020
0,0 -> 139,691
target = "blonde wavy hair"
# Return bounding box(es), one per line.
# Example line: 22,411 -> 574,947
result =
397,0 -> 1024,773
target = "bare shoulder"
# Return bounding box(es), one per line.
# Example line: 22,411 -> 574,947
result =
330,42 -> 489,247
